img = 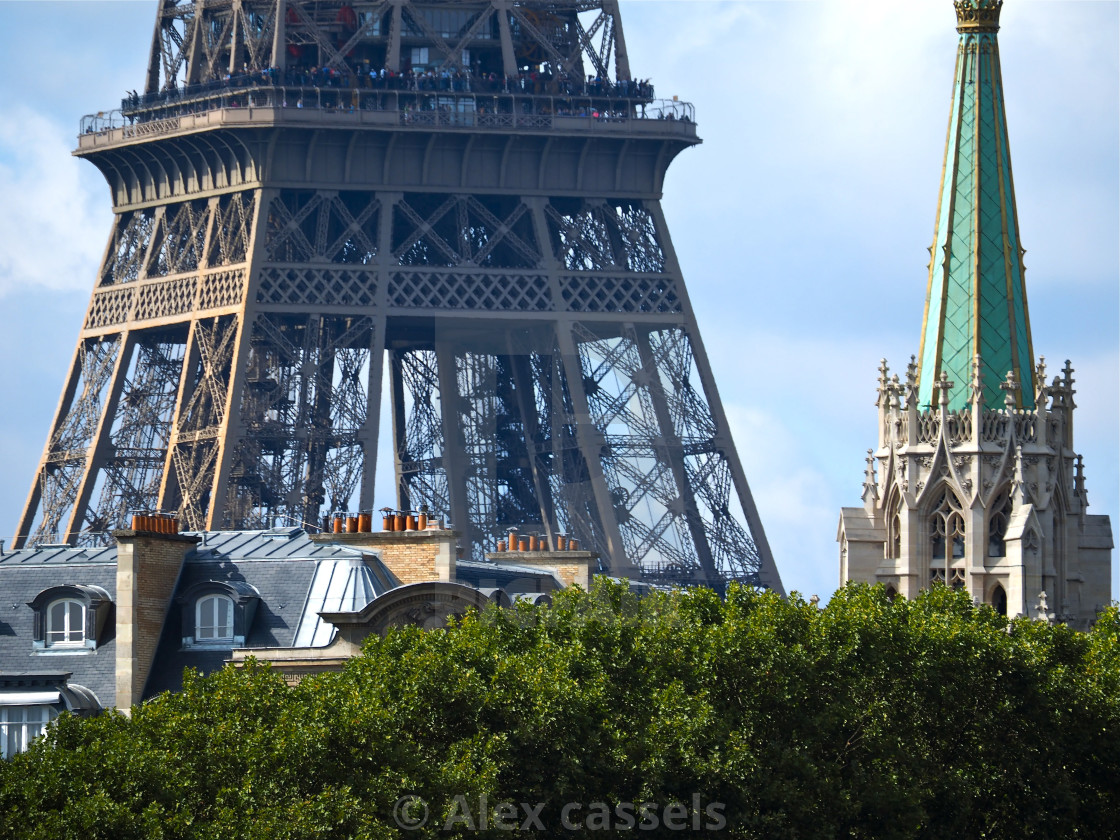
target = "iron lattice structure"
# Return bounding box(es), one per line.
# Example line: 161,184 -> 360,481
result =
16,0 -> 784,592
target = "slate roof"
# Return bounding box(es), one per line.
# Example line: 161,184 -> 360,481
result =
0,544 -> 119,710
0,530 -> 402,704
456,559 -> 562,593
144,529 -> 394,698
0,528 -> 569,709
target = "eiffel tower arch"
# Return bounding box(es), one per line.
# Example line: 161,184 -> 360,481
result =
15,0 -> 784,592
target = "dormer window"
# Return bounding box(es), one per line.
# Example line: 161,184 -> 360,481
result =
178,581 -> 260,648
46,599 -> 85,647
196,594 -> 234,643
28,585 -> 112,653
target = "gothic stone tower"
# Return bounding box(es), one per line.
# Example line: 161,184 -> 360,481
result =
838,0 -> 1111,626
15,0 -> 783,592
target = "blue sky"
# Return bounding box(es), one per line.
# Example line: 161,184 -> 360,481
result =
0,0 -> 1115,602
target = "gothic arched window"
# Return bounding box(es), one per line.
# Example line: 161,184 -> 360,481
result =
988,489 -> 1012,557
991,584 -> 1008,616
929,488 -> 966,562
886,490 -> 902,560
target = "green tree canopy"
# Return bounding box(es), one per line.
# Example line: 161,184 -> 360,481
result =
1,582 -> 1117,839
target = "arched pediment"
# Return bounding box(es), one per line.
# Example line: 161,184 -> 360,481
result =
322,581 -> 493,638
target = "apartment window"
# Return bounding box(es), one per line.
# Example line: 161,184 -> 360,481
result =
196,594 -> 234,642
179,580 -> 260,648
46,599 -> 85,647
1,705 -> 56,759
28,585 -> 112,652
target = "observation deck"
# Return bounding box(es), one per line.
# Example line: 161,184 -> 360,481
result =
78,75 -> 698,152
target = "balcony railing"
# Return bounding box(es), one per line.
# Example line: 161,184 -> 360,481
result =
80,72 -> 694,138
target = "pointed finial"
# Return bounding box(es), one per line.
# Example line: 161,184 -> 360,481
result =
1010,442 -> 1027,498
862,449 -> 879,508
1035,356 -> 1049,406
1000,370 -> 1019,410
876,359 -> 891,407
937,371 -> 954,408
905,356 -> 919,407
968,354 -> 984,407
1049,361 -> 1076,411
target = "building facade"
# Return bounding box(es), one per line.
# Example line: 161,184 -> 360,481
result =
837,0 -> 1112,626
0,518 -> 593,757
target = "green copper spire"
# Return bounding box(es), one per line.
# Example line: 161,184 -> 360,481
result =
917,0 -> 1035,410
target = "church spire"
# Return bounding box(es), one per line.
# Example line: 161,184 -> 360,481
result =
917,0 -> 1036,410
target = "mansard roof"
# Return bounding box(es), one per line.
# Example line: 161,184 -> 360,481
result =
0,528 -> 568,706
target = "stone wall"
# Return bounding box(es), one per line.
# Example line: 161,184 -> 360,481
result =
114,530 -> 199,711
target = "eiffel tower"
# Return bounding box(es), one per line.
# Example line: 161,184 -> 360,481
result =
14,0 -> 784,592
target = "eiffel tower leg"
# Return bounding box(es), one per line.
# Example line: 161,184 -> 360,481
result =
555,323 -> 635,575
391,346 -> 450,527
157,319 -> 204,517
631,327 -> 718,582
357,313 -> 387,514
15,336 -> 123,547
533,344 -> 609,554
388,349 -> 411,514
646,204 -> 784,593
435,341 -> 474,550
69,331 -> 190,545
505,342 -> 558,545
59,331 -> 135,545
164,314 -> 242,531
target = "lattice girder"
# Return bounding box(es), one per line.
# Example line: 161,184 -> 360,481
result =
74,334 -> 188,545
21,0 -> 783,594
145,1 -> 634,95
224,313 -> 375,530
17,337 -> 122,547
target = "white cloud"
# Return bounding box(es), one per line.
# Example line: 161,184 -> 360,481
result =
725,402 -> 841,600
0,106 -> 109,296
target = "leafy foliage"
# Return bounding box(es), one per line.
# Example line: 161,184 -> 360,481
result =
1,582 -> 1117,838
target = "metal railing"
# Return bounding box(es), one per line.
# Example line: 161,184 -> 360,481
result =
80,84 -> 694,137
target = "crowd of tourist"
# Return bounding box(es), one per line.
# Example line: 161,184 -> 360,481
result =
123,63 -> 655,112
